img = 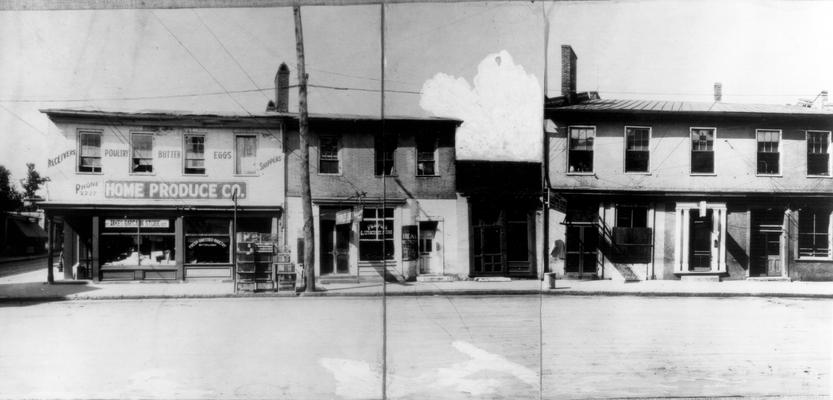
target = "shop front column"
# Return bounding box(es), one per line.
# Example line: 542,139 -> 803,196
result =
718,208 -> 727,273
91,216 -> 100,282
175,216 -> 184,281
680,208 -> 689,272
46,215 -> 54,284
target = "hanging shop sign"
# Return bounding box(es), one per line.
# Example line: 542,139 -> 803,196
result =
335,209 -> 353,225
104,181 -> 246,200
104,219 -> 170,229
401,225 -> 418,261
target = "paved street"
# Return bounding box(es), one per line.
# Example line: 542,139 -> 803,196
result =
0,295 -> 830,399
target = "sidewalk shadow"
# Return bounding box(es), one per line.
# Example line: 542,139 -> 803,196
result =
0,281 -> 99,307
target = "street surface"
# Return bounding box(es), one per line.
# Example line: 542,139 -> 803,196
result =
0,295 -> 830,399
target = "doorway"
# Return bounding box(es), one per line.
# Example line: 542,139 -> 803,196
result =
750,209 -> 782,277
320,220 -> 350,275
689,209 -> 713,271
565,225 -> 598,276
418,221 -> 443,275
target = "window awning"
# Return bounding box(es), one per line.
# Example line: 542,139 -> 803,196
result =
11,219 -> 48,239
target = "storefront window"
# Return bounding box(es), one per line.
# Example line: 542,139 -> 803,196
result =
186,218 -> 230,264
101,218 -> 175,266
360,208 -> 394,261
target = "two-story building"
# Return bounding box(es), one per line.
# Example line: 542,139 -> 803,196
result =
282,111 -> 468,282
546,45 -> 833,282
41,108 -> 285,282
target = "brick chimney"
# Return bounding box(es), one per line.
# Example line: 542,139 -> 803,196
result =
561,45 -> 577,104
714,82 -> 722,102
275,63 -> 290,113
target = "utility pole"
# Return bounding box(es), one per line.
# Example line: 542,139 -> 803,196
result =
294,5 -> 315,292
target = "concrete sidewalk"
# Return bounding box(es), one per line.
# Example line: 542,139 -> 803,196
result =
2,265 -> 833,301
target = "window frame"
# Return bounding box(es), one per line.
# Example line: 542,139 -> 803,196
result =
77,129 -> 103,174
567,125 -> 596,175
623,126 -> 651,174
796,208 -> 833,261
318,134 -> 341,175
183,133 -> 207,176
234,133 -> 259,176
129,131 -> 155,175
415,133 -> 439,177
359,207 -> 395,261
374,133 -> 397,176
806,130 -> 831,178
689,127 -> 717,175
755,129 -> 782,177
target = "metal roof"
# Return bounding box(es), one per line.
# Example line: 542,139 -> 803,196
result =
39,107 -> 461,123
547,98 -> 833,116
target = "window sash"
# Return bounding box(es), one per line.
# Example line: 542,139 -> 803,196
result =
691,129 -> 714,152
798,209 -> 831,258
131,133 -> 153,173
235,135 -> 258,174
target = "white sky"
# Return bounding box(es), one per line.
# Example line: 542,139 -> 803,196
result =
1,0 -> 832,182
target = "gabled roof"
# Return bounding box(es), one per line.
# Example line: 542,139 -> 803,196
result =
546,98 -> 833,116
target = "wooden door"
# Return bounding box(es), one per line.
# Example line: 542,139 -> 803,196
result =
319,220 -> 335,275
689,210 -> 713,271
751,209 -> 782,277
565,225 -> 598,276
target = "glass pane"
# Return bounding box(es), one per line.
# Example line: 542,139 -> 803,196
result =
186,218 -> 229,235
692,152 -> 714,173
139,235 -> 176,265
236,135 -> 258,174
569,150 -> 593,172
507,222 -> 528,261
101,235 -> 140,266
186,236 -> 230,264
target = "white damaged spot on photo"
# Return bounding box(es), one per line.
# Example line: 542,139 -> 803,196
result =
321,340 -> 537,399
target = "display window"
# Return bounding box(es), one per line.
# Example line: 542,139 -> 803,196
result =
101,218 -> 175,267
360,207 -> 394,261
185,218 -> 231,264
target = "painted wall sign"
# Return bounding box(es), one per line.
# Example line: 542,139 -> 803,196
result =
359,221 -> 393,239
104,149 -> 129,157
104,181 -> 246,199
47,149 -> 75,167
259,155 -> 282,171
105,219 -> 170,229
188,237 -> 228,248
75,181 -> 99,196
158,150 -> 181,159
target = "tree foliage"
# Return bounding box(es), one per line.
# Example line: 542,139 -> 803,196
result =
0,165 -> 22,212
21,163 -> 48,210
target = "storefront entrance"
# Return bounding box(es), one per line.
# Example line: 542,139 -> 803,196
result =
750,209 -> 783,277
689,209 -> 713,271
418,221 -> 443,275
320,220 -> 350,275
565,225 -> 598,276
471,202 -> 535,277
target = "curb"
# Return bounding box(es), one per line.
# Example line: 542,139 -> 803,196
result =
0,254 -> 48,265
2,289 -> 833,302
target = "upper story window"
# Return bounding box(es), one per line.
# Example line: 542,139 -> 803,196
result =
374,133 -> 397,176
131,132 -> 153,173
184,135 -> 206,175
690,127 -> 715,174
798,207 -> 831,259
78,130 -> 102,173
416,133 -> 438,176
624,126 -> 650,173
235,134 -> 258,175
568,126 -> 594,173
807,131 -> 830,176
319,135 -> 340,174
756,129 -> 780,175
